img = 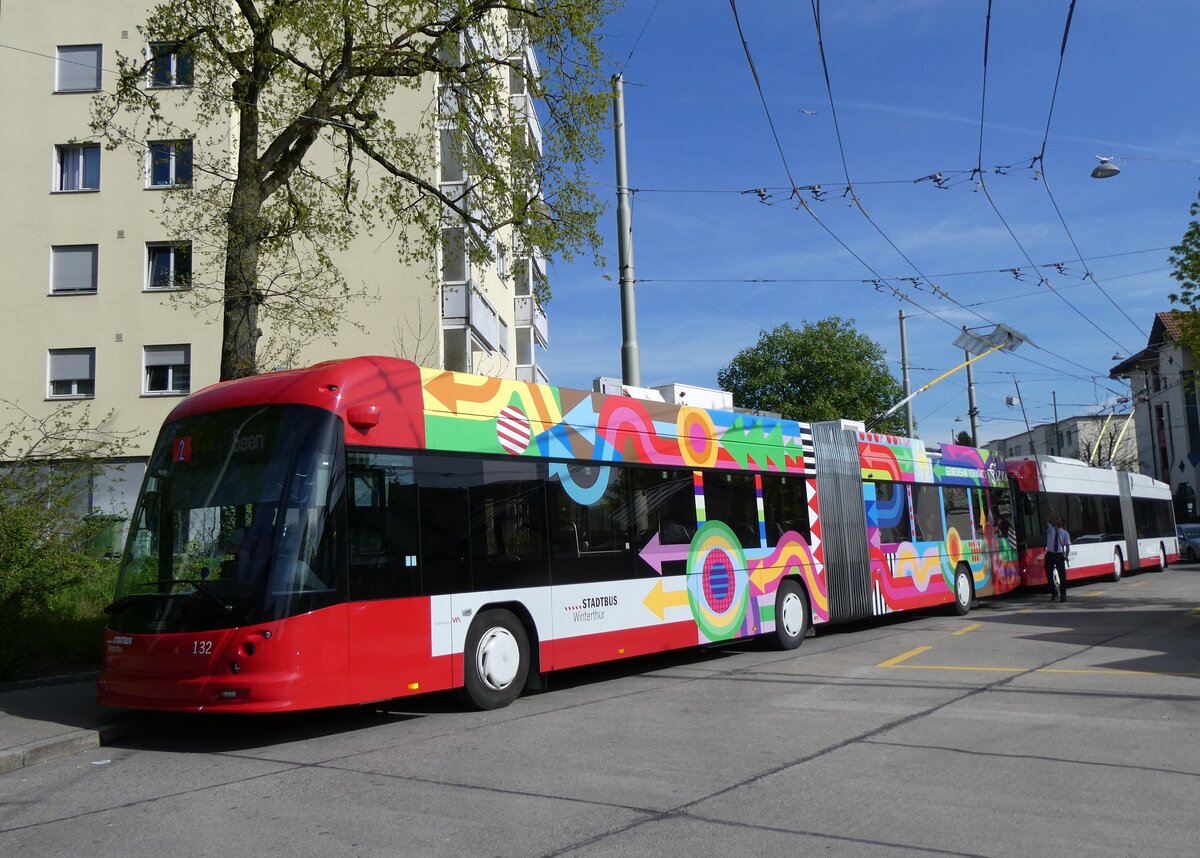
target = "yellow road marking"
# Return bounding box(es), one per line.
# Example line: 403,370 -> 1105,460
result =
876,646 -> 930,668
952,623 -> 982,636
1130,581 -> 1146,588
1016,608 -> 1034,614
1082,590 -> 1106,598
1187,607 -> 1200,616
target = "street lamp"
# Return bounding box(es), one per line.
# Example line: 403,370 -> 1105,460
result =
1091,156 -> 1121,179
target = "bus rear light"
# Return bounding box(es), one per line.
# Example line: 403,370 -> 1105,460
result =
407,682 -> 420,691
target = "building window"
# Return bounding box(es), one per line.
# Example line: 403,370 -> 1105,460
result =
148,43 -> 193,88
146,242 -> 191,290
51,245 -> 98,294
56,143 -> 101,191
516,326 -> 533,365
48,348 -> 95,398
56,45 -> 102,92
499,318 -> 509,356
143,345 -> 191,395
441,227 -> 466,282
147,140 -> 193,188
440,129 -> 464,183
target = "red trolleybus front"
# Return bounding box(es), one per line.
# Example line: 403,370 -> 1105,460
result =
99,403 -> 352,712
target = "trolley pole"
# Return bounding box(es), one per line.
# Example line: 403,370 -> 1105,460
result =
613,74 -> 641,386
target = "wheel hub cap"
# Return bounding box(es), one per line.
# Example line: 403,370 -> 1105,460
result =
477,628 -> 519,690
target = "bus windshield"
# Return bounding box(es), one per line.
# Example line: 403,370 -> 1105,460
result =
106,404 -> 344,634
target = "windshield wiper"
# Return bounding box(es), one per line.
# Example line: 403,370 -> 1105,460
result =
103,593 -> 154,616
171,578 -> 233,613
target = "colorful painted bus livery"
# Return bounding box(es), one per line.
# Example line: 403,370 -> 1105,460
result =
98,357 -> 1173,713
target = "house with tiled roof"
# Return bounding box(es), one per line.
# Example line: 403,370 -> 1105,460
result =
1110,311 -> 1200,521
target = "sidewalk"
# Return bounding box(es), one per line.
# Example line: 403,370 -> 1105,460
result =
0,674 -> 132,774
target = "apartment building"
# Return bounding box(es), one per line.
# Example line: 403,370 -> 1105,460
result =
1110,311 -> 1200,522
983,413 -> 1135,468
0,2 -> 550,517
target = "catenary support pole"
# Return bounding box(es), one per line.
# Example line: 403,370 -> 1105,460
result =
900,310 -> 914,437
613,74 -> 641,386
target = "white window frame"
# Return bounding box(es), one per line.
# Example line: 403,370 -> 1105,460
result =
146,140 -> 193,188
55,44 -> 102,92
145,241 -> 192,291
47,348 -> 96,399
55,143 -> 101,192
147,42 -> 193,88
143,345 -> 191,396
50,245 -> 99,294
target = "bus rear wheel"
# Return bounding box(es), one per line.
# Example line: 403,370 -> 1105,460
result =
773,579 -> 809,650
1110,549 -> 1123,582
953,565 -> 974,616
462,609 -> 529,710
1158,543 -> 1169,571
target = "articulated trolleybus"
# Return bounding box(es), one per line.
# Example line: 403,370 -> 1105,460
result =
1004,455 -> 1177,588
98,357 -> 1162,713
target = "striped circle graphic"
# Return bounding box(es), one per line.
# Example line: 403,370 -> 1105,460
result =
686,521 -> 749,641
496,405 -> 531,455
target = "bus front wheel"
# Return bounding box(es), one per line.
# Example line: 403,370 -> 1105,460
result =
953,565 -> 974,616
462,609 -> 529,710
773,579 -> 810,650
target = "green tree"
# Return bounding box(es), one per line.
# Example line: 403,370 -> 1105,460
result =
0,401 -> 135,677
954,429 -> 975,447
93,0 -> 612,380
717,318 -> 907,432
1169,182 -> 1200,352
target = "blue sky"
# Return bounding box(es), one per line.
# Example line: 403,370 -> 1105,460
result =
541,0 -> 1200,447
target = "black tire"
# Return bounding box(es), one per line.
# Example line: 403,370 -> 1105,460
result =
1109,549 -> 1123,583
1187,547 -> 1197,562
773,579 -> 809,650
952,565 -> 973,616
462,609 -> 529,710
1158,543 -> 1169,571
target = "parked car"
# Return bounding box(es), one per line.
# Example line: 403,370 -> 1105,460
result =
1177,524 -> 1200,561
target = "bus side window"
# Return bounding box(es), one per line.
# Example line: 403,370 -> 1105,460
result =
912,485 -> 944,542
347,454 -> 419,599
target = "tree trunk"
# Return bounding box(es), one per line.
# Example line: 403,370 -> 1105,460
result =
219,65 -> 266,382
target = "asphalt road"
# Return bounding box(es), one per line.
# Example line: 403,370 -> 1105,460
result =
3,565 -> 1199,857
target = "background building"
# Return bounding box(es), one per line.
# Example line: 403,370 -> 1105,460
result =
0,1 -> 549,519
1110,311 -> 1200,523
983,412 -> 1135,468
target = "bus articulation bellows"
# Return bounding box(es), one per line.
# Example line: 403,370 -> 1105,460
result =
98,357 -> 1174,712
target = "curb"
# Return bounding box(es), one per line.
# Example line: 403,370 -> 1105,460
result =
0,721 -> 134,774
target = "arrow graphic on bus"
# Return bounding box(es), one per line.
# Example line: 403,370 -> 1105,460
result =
642,579 -> 690,620
638,533 -> 690,575
423,372 -> 503,413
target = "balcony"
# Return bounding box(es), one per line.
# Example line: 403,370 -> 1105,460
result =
516,364 -> 549,385
514,295 -> 548,346
442,280 -> 499,351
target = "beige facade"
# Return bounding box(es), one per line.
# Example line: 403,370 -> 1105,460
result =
0,2 -> 549,515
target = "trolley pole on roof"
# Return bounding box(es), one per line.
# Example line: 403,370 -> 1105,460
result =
613,74 -> 641,386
